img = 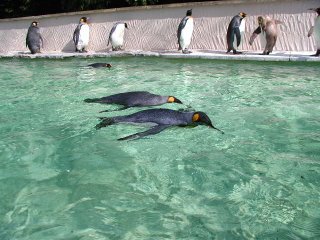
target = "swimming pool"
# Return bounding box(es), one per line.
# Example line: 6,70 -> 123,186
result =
0,57 -> 319,239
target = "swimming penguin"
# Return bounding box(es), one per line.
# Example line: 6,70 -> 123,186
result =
308,8 -> 320,56
88,63 -> 112,68
73,17 -> 90,52
26,21 -> 43,54
84,91 -> 183,112
226,12 -> 247,54
95,108 -> 224,140
249,16 -> 282,55
108,22 -> 128,51
177,9 -> 194,54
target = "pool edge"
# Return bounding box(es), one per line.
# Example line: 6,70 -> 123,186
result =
0,50 -> 319,62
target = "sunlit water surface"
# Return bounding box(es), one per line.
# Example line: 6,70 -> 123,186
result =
0,57 -> 319,239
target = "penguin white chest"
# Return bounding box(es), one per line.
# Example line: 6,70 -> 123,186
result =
239,19 -> 246,34
78,24 -> 90,47
233,19 -> 246,48
180,18 -> 194,49
111,24 -> 125,48
314,16 -> 320,48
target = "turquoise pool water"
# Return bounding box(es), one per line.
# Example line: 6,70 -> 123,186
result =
0,57 -> 319,239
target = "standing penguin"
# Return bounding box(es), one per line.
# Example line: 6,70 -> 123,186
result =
308,7 -> 320,56
249,16 -> 281,55
26,21 -> 43,54
108,22 -> 128,51
226,12 -> 247,54
177,9 -> 194,54
73,17 -> 90,52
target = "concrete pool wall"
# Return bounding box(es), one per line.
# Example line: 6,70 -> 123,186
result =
0,0 -> 319,54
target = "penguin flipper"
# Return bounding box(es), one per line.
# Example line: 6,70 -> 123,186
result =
118,125 -> 170,141
308,26 -> 314,37
177,17 -> 188,48
40,34 -> 44,48
95,117 -> 115,129
108,24 -> 118,46
235,28 -> 241,47
99,106 -> 129,113
249,27 -> 261,45
73,24 -> 81,45
227,29 -> 235,50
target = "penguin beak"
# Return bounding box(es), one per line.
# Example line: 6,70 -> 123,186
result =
240,12 -> 247,18
174,98 -> 183,104
210,125 -> 225,134
200,114 -> 224,134
168,96 -> 182,104
206,121 -> 224,134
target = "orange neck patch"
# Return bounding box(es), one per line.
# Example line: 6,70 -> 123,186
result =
192,113 -> 200,122
168,96 -> 175,103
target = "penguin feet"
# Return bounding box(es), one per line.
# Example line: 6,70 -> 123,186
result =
232,50 -> 243,54
112,46 -> 123,51
311,50 -> 320,57
182,49 -> 192,54
76,48 -> 88,53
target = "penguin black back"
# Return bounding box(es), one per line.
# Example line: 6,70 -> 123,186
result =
26,21 -> 43,54
88,63 -> 112,68
95,108 -> 224,140
84,91 -> 183,112
226,12 -> 246,54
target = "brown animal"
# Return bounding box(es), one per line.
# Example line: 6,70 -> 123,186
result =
249,16 -> 282,55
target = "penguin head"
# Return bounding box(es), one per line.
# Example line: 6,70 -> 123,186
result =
239,12 -> 247,18
105,63 -> 112,68
167,96 -> 183,104
258,16 -> 265,28
186,9 -> 192,16
309,8 -> 320,15
124,23 -> 129,29
80,17 -> 89,23
31,21 -> 38,27
192,112 -> 224,134
192,112 -> 213,127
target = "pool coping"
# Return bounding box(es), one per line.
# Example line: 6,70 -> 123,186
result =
1,50 -> 320,62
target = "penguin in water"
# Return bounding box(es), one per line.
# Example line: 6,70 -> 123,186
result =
249,16 -> 282,55
308,7 -> 320,56
73,17 -> 90,52
226,12 -> 247,54
26,21 -> 43,54
108,22 -> 128,51
84,91 -> 183,112
95,108 -> 224,140
88,63 -> 112,68
177,9 -> 194,54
